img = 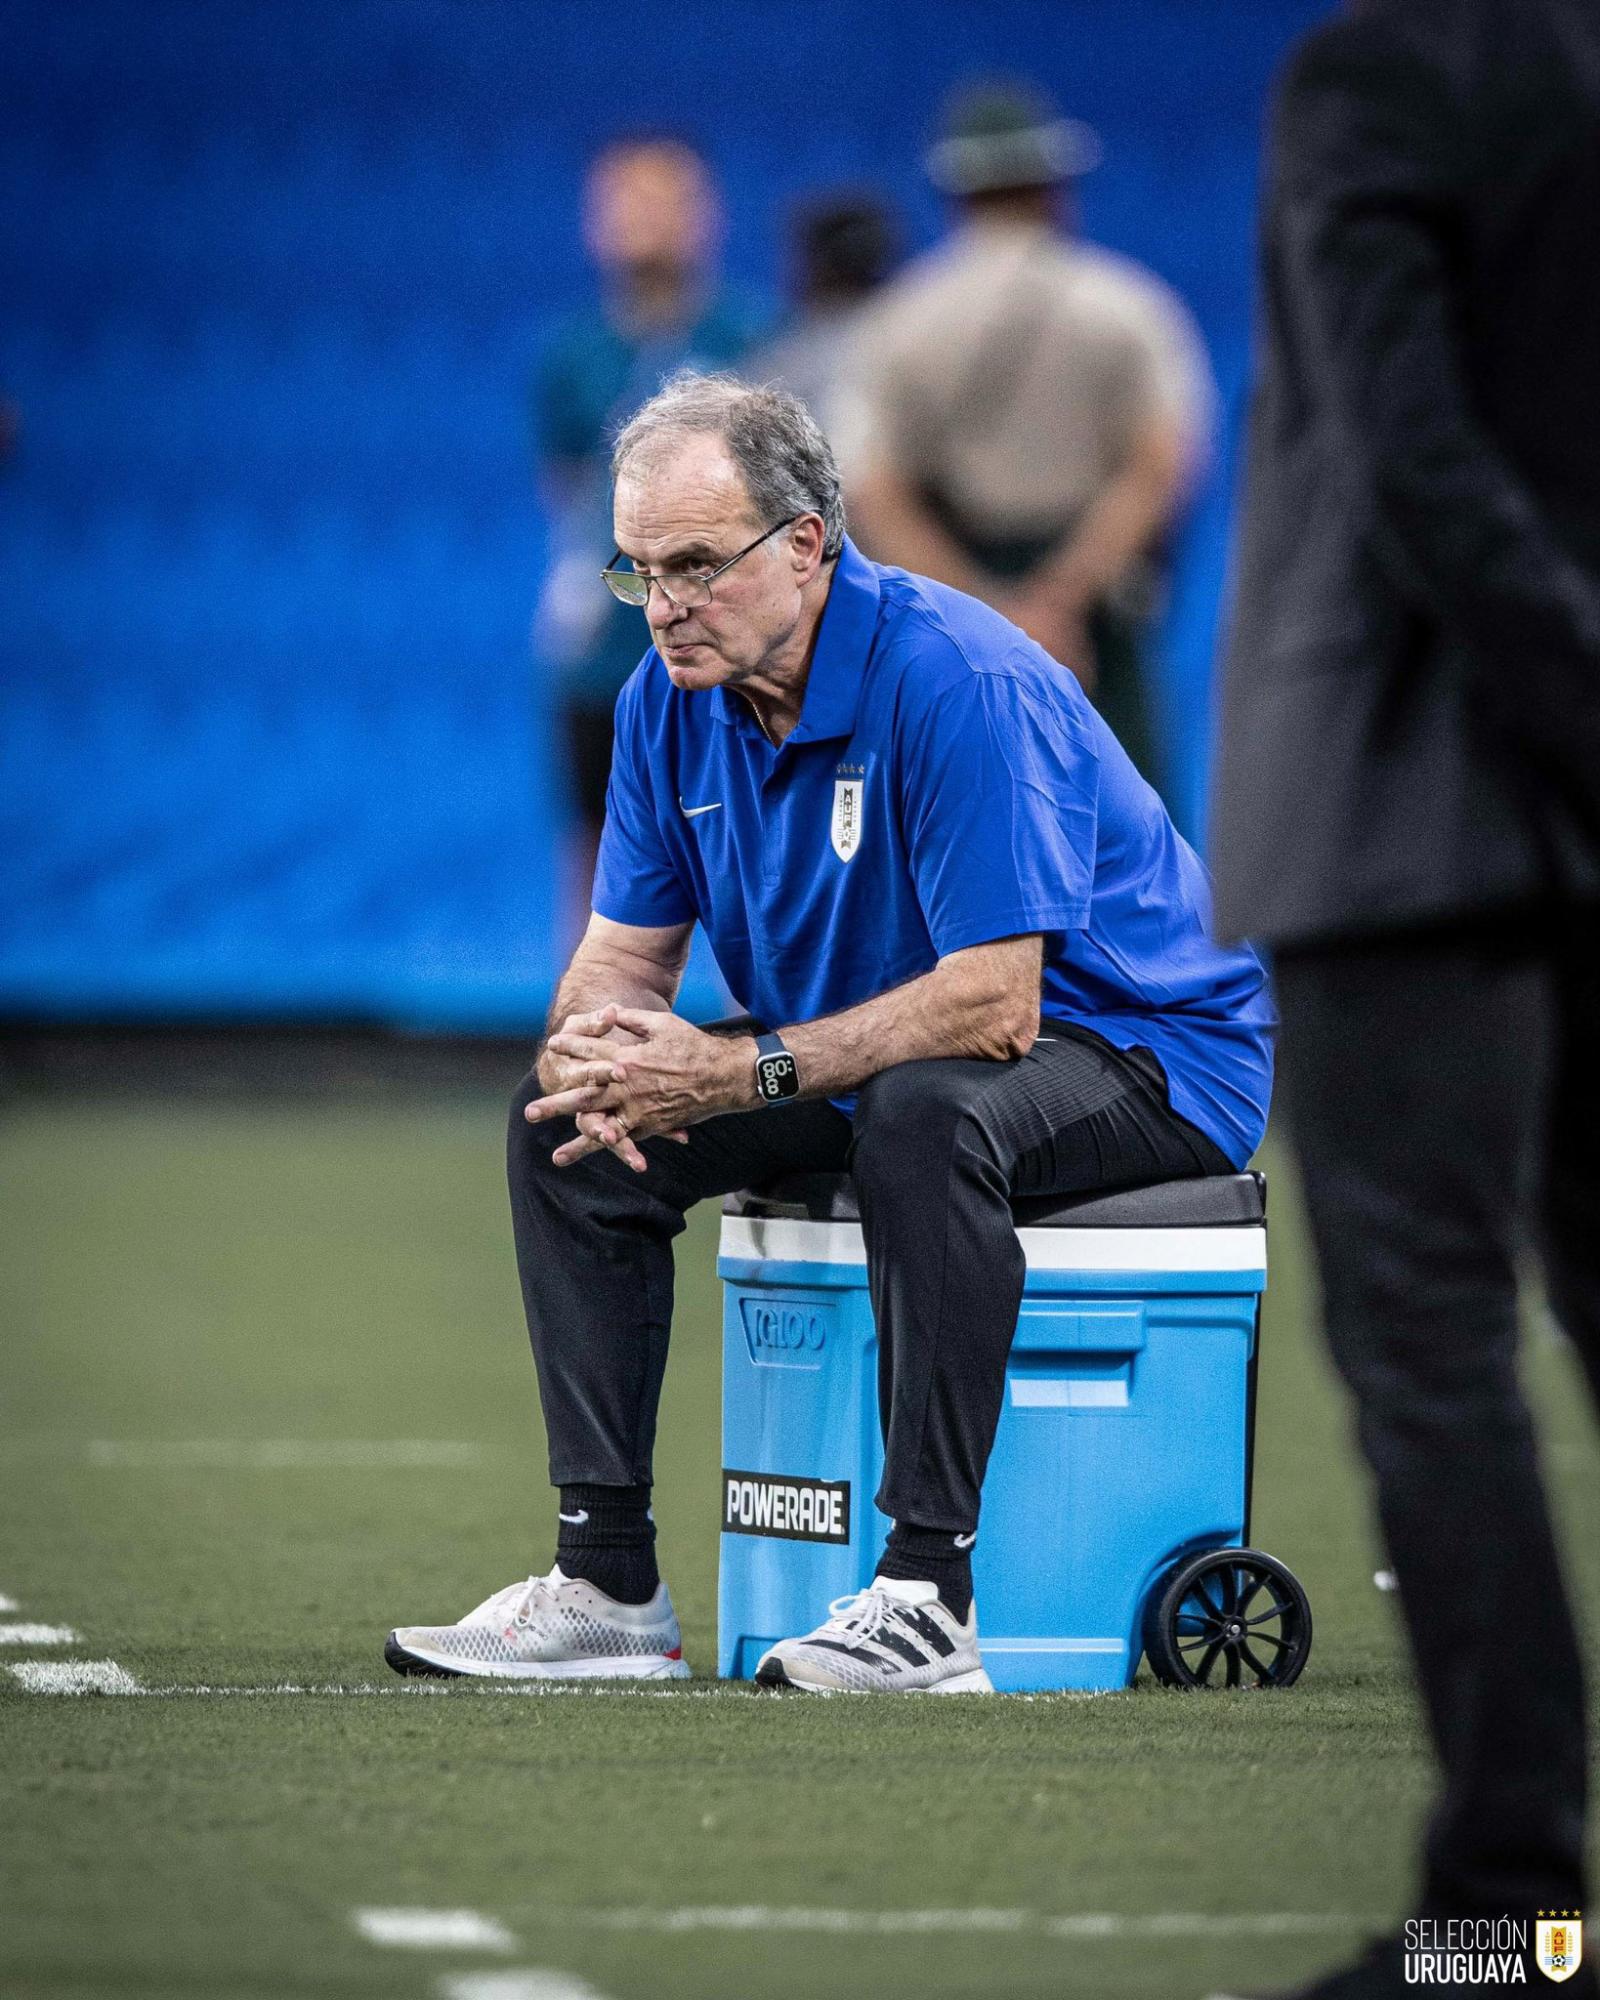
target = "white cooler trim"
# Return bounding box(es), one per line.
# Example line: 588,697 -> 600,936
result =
979,1637 -> 1125,1654
720,1216 -> 1266,1276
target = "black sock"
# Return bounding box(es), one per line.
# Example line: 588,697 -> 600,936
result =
554,1482 -> 659,1605
876,1523 -> 974,1624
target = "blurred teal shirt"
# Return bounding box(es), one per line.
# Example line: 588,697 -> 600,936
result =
532,292 -> 767,710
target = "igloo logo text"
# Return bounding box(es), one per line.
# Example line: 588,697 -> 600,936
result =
739,1296 -> 832,1366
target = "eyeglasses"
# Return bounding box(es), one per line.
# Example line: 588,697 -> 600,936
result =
601,516 -> 800,609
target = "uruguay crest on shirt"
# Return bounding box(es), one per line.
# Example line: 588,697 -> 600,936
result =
1538,1915 -> 1583,1983
830,777 -> 864,862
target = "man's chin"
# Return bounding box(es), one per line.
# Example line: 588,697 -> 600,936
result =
660,647 -> 723,687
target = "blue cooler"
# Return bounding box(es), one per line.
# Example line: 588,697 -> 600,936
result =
718,1170 -> 1309,1693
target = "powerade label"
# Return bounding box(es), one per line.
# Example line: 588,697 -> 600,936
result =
721,1470 -> 851,1545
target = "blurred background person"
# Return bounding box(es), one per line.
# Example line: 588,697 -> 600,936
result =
840,78 -> 1213,797
1209,0 -> 1600,1993
747,190 -> 900,440
531,133 -> 766,918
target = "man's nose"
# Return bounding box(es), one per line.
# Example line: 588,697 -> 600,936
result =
645,583 -> 689,630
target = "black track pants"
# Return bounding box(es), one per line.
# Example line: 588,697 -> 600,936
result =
1275,909 -> 1600,1919
507,1026 -> 1229,1534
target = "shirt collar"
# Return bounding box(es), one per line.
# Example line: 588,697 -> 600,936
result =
711,537 -> 880,743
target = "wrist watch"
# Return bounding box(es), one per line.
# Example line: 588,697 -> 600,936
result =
753,1031 -> 800,1104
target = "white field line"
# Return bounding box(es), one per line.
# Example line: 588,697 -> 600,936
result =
8,1660 -> 144,1695
73,1683 -> 789,1700
0,1593 -> 17,1612
0,1624 -> 79,1645
83,1439 -> 487,1470
440,1976 -> 612,2000
22,1680 -> 1105,1701
354,1909 -> 516,1951
521,1905 -> 1365,1940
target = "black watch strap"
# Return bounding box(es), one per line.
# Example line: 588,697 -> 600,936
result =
753,1030 -> 801,1104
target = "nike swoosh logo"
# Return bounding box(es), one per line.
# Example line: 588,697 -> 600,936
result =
679,800 -> 722,818
557,1509 -> 589,1525
953,1532 -> 977,1549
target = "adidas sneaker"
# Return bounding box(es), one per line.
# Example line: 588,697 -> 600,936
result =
754,1576 -> 993,1693
385,1566 -> 690,1681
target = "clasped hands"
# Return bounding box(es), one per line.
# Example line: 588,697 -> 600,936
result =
524,1004 -> 752,1172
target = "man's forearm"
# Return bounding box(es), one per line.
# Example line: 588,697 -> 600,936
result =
537,931 -> 686,1087
756,940 -> 1043,1106
544,956 -> 672,1034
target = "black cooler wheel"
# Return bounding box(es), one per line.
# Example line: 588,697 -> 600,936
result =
1143,1547 -> 1312,1689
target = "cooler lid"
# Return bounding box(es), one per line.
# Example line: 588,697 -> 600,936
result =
723,1170 -> 1266,1229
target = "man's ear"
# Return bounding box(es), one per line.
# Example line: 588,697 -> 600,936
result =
792,513 -> 827,581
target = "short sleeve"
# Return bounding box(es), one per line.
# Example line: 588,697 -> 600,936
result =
590,679 -> 698,929
900,662 -> 1098,956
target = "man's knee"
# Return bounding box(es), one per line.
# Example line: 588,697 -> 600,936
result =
507,1074 -> 612,1200
507,1073 -> 706,1228
851,1060 -> 995,1193
509,1072 -> 563,1159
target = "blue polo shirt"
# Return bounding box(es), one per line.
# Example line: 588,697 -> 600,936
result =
592,540 -> 1274,1167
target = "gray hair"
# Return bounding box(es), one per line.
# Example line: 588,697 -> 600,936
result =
610,370 -> 847,560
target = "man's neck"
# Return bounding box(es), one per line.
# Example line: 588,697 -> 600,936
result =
731,570 -> 834,746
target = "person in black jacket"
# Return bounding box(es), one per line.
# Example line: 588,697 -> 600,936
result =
1209,2 -> 1600,1995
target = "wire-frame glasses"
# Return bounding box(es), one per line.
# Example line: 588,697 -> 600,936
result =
601,516 -> 799,609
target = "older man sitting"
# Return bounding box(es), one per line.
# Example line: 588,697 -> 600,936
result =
386,372 -> 1272,1693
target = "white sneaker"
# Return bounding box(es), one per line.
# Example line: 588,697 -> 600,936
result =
754,1577 -> 993,1693
385,1566 -> 690,1681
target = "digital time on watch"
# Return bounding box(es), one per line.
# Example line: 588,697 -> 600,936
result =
752,1031 -> 800,1104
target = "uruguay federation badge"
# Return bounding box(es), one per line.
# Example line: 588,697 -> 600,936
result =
1539,1916 -> 1583,1983
831,778 -> 864,862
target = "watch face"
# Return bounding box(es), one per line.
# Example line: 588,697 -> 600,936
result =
755,1051 -> 799,1101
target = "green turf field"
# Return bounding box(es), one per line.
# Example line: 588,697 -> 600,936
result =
3,1083 -> 1597,2000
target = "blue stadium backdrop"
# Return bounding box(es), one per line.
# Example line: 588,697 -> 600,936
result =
0,0 -> 1325,1031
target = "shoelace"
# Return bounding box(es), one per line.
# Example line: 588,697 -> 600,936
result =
819,1585 -> 928,1642
509,1573 -> 562,1628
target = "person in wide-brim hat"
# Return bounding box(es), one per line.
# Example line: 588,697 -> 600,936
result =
838,74 -> 1212,804
923,79 -> 1103,195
